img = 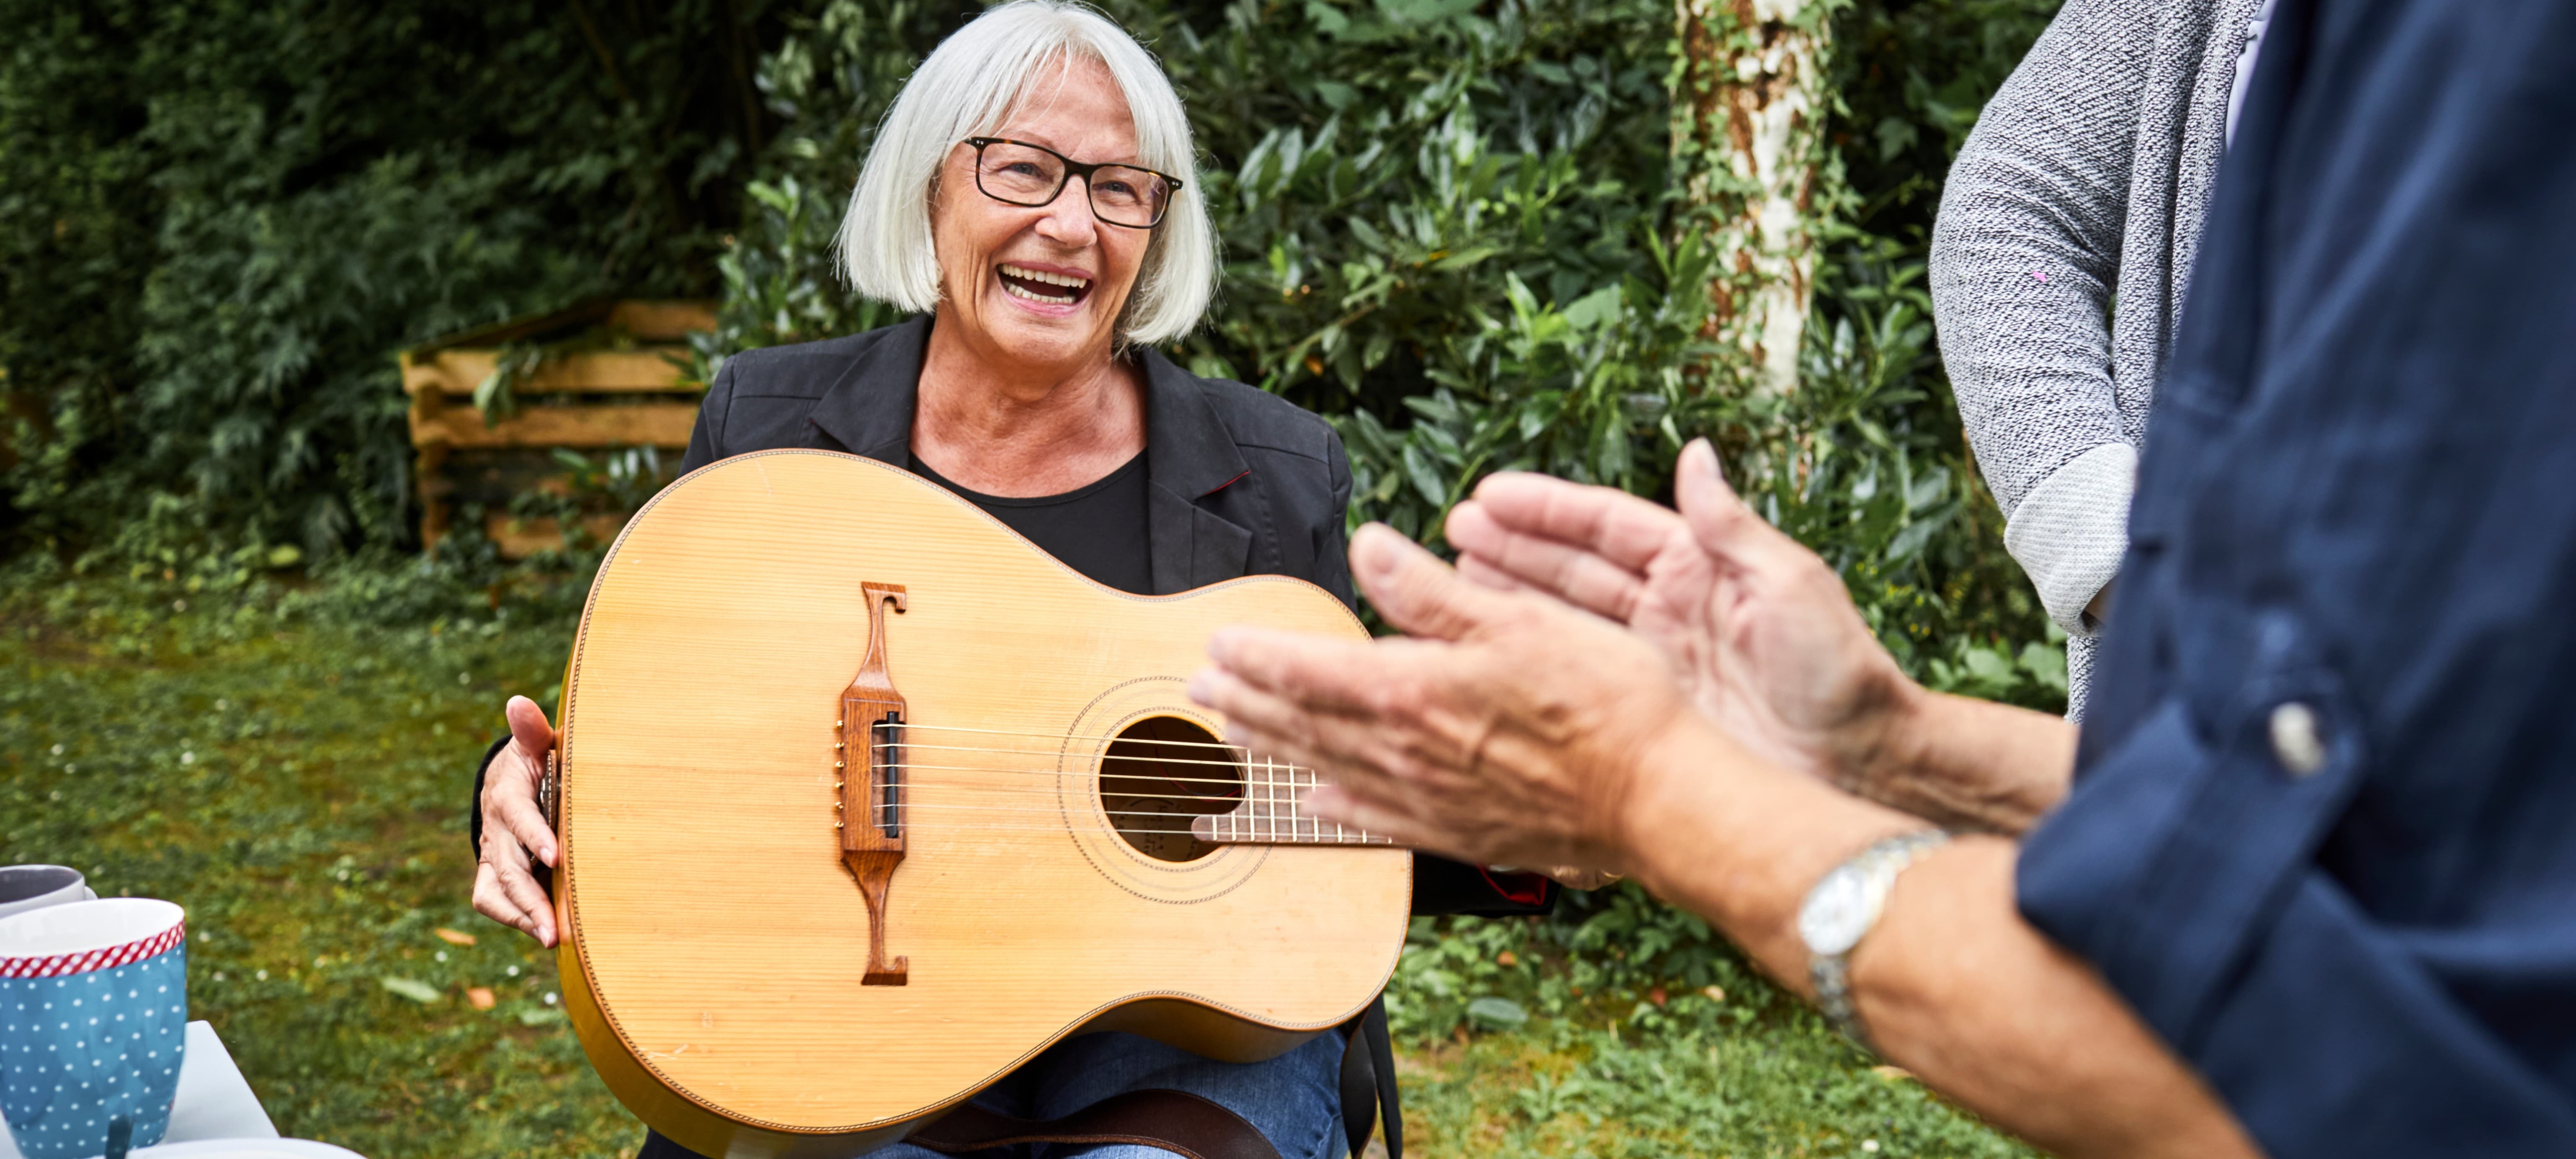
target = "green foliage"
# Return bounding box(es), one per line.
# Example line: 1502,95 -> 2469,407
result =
1834,0 -> 2066,241
719,0 -> 1700,542
0,0 -> 782,562
712,0 -> 2063,707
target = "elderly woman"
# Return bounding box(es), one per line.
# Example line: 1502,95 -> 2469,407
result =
461,5 -> 1538,1157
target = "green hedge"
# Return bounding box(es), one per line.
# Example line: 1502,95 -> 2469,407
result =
0,0 -> 783,559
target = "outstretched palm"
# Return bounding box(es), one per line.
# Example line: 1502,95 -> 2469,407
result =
1444,440 -> 1916,793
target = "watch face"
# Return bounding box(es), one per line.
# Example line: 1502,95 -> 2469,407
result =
1799,865 -> 1875,957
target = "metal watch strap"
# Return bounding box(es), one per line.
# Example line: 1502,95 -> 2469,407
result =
1806,828 -> 1950,1052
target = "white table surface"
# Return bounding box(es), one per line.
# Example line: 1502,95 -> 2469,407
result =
2,1022 -> 291,1159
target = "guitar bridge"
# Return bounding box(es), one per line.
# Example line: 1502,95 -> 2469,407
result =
840,582 -> 909,986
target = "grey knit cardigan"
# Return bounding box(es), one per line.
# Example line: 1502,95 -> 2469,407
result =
1928,0 -> 2267,716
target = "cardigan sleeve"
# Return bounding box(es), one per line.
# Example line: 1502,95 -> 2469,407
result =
1929,0 -> 2159,634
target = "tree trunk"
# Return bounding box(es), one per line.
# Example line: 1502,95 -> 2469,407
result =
1673,0 -> 1832,396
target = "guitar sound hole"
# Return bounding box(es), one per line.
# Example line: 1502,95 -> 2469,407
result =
1100,716 -> 1243,863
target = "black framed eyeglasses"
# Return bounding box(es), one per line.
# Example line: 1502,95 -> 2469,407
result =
963,137 -> 1180,229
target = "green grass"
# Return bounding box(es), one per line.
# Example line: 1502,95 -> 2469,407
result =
1,569 -> 2033,1158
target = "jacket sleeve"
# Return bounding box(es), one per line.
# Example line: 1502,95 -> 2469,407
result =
678,357 -> 735,474
464,734 -> 510,861
1927,0 -> 2156,634
1315,427 -> 1358,613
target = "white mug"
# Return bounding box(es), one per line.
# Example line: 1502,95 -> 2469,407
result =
0,867 -> 93,924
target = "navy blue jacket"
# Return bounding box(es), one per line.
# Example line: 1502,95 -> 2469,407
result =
2015,0 -> 2576,1152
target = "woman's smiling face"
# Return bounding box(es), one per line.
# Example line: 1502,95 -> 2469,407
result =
930,58 -> 1153,375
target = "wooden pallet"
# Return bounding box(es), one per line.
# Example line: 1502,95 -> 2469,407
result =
402,300 -> 714,555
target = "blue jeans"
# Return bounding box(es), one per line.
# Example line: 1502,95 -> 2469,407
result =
640,1030 -> 1347,1159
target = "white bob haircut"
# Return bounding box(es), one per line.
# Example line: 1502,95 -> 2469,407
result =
836,1 -> 1216,347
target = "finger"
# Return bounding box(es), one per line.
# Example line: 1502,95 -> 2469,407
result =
1674,438 -> 1806,572
1197,630 -> 1392,718
1455,554 -> 1527,592
1299,783 -> 1450,853
471,862 -> 530,930
1191,661 -> 1404,781
1195,666 -> 1424,806
1448,501 -> 1647,622
1470,472 -> 1687,573
489,761 -> 560,868
482,834 -> 559,946
505,695 -> 556,761
1347,523 -> 1521,643
472,858 -> 556,947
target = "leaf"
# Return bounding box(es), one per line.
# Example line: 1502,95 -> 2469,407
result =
379,976 -> 443,1004
1429,245 -> 1500,271
1402,443 -> 1450,509
1561,285 -> 1624,331
1466,996 -> 1529,1028
432,927 -> 477,946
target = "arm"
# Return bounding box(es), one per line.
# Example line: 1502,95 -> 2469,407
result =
1191,527 -> 2255,1158
1625,734 -> 2247,1156
1929,0 -> 2155,634
467,365 -> 737,946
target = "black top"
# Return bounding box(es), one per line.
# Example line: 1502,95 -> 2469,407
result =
909,451 -> 1153,595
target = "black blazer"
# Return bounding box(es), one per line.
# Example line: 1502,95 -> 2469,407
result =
684,314 -> 1356,603
468,317 -> 1552,918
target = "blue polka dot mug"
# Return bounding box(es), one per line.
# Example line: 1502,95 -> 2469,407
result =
0,899 -> 188,1159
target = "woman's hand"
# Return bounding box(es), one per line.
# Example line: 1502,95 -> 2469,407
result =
471,695 -> 561,947
1190,525 -> 1703,873
1443,438 -> 1922,801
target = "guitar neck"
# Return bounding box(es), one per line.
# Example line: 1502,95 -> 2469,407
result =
1195,759 -> 1397,846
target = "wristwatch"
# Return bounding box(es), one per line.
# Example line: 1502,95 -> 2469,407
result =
1798,828 -> 1950,1051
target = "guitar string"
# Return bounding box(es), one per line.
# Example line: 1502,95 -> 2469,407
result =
843,819 -> 1389,840
884,741 -> 1256,770
848,749 -> 1362,841
866,742 -> 1302,776
858,773 -> 1374,840
847,807 -> 1391,842
863,759 -> 1352,846
863,796 -> 1313,820
848,771 -> 1339,813
863,760 -> 1264,790
872,722 -> 1254,752
834,724 -> 1354,842
863,780 -> 1253,804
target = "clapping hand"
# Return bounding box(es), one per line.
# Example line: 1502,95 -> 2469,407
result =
1443,438 -> 1919,800
1190,523 -> 1708,873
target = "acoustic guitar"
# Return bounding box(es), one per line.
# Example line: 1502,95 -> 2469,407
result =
546,449 -> 1409,1158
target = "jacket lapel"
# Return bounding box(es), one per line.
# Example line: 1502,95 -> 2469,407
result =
803,314 -> 932,464
1140,349 -> 1255,595
800,317 -> 1254,594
